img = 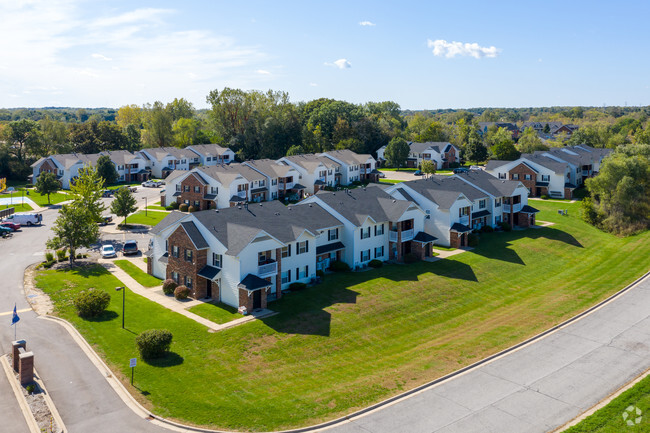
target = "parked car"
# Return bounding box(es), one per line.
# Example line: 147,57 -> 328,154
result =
3,213 -> 42,226
141,180 -> 156,187
0,226 -> 12,236
100,244 -> 117,258
414,170 -> 423,176
122,240 -> 138,256
0,222 -> 21,231
379,172 -> 386,178
99,215 -> 113,226
453,167 -> 469,174
102,190 -> 114,198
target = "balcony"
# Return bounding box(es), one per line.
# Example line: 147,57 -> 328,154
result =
503,203 -> 522,213
389,231 -> 398,242
459,215 -> 470,225
258,260 -> 277,277
389,229 -> 415,243
237,190 -> 247,199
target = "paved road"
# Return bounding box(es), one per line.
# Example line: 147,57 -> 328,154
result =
328,274 -> 650,433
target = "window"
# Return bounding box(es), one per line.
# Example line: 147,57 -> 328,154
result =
223,155 -> 230,161
328,229 -> 339,241
375,246 -> 384,258
319,170 -> 326,177
193,200 -> 200,207
360,227 -> 371,239
495,198 -> 501,208
498,173 -> 506,180
171,271 -> 179,283
184,276 -> 192,289
171,245 -> 179,258
181,159 -> 186,164
211,186 -> 218,194
185,249 -> 193,263
184,185 -> 190,192
176,184 -> 181,192
459,207 -> 470,217
360,249 -> 370,262
207,156 -> 212,162
272,192 -> 278,200
194,186 -> 201,193
511,173 -> 519,180
298,241 -> 308,254
542,175 -> 550,182
281,245 -> 291,258
259,180 -> 266,187
212,253 -> 222,268
281,271 -> 291,284
272,179 -> 277,186
375,224 -> 384,236
479,200 -> 486,209
301,266 -> 309,278
524,174 -> 532,181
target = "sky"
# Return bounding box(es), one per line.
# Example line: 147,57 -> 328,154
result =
1,0 -> 649,110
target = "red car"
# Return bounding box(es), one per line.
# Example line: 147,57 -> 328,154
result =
0,222 -> 21,231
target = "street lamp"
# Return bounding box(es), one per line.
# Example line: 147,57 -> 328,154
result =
115,286 -> 125,329
145,196 -> 147,216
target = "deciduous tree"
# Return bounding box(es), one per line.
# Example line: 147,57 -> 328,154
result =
111,187 -> 138,226
69,166 -> 106,223
35,171 -> 60,204
96,155 -> 118,185
47,203 -> 99,264
384,137 -> 410,169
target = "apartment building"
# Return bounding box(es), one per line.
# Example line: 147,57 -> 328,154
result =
186,144 -> 235,166
242,159 -> 304,201
277,154 -> 343,194
319,149 -> 380,183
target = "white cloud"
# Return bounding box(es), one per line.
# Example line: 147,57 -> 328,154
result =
325,58 -> 351,69
256,69 -> 271,75
91,53 -> 112,61
427,39 -> 500,59
359,21 -> 375,26
309,82 -> 318,87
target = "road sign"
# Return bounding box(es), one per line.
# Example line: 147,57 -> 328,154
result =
129,358 -> 137,368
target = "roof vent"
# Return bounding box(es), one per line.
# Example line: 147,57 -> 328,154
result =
309,203 -> 312,207
392,199 -> 396,203
215,209 -> 219,213
259,203 -> 263,206
237,205 -> 242,209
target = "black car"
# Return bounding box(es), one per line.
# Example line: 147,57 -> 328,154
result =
453,168 -> 469,174
122,240 -> 139,256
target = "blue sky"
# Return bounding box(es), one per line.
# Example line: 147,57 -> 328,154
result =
1,0 -> 649,109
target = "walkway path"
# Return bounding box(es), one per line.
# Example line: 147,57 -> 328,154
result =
100,259 -> 274,332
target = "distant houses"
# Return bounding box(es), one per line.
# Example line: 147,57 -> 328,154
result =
376,141 -> 460,169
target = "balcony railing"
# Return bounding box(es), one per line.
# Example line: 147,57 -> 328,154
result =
401,229 -> 414,242
237,190 -> 247,198
258,260 -> 277,277
502,203 -> 522,213
389,231 -> 398,242
459,215 -> 470,225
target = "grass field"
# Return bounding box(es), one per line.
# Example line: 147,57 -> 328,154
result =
113,260 -> 162,287
3,188 -> 69,206
0,203 -> 33,212
34,200 -> 650,431
122,210 -> 169,226
145,205 -> 167,211
188,302 -> 241,324
565,373 -> 650,432
378,179 -> 403,184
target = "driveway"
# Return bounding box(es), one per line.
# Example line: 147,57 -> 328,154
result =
379,170 -> 419,182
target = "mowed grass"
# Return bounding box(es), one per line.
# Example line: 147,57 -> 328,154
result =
3,188 -> 69,205
188,302 -> 241,324
123,210 -> 169,226
565,373 -> 650,432
0,203 -> 33,212
34,200 -> 650,431
378,179 -> 403,184
145,205 -> 167,211
113,260 -> 162,287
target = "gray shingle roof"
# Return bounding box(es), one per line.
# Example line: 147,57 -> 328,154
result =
321,149 -> 373,165
142,146 -> 201,162
281,154 -> 341,172
409,142 -> 449,155
403,176 -> 487,209
485,160 -> 510,171
180,221 -> 209,250
520,153 -> 568,173
187,144 -> 232,157
312,186 -> 416,225
197,163 -> 265,185
150,211 -> 187,234
455,170 -> 523,197
244,159 -> 295,178
238,274 -> 272,291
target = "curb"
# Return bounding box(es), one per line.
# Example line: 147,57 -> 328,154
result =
40,269 -> 650,433
0,354 -> 41,433
32,366 -> 67,433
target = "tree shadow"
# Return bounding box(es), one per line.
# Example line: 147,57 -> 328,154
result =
85,310 -> 119,322
143,351 -> 184,367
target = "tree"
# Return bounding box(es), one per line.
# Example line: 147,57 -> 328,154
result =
96,155 -> 118,185
2,119 -> 41,164
166,98 -> 195,121
464,129 -> 488,162
111,187 -> 138,226
414,121 -> 448,143
142,101 -> 173,147
116,105 -> 143,129
285,145 -> 304,156
543,123 -> 550,134
518,127 -> 549,153
69,166 -> 106,223
172,118 -> 201,147
420,160 -> 436,177
384,137 -> 410,169
47,203 -> 99,264
35,172 -> 60,204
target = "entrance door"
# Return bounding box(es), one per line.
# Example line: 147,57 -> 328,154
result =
253,290 -> 262,309
206,280 -> 212,298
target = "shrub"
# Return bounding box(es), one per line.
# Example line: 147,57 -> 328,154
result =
26,384 -> 35,394
178,203 -> 189,212
56,249 -> 67,262
468,233 -> 480,247
480,225 -> 494,233
174,285 -> 190,300
169,201 -> 180,210
162,279 -> 177,295
330,261 -> 350,272
188,205 -> 197,213
74,288 -> 110,318
289,282 -> 307,291
316,270 -> 325,278
403,252 -> 419,264
135,329 -> 173,359
368,259 -> 383,268
540,194 -> 549,200
42,260 -> 55,269
45,251 -> 54,262
499,221 -> 512,232
165,204 -> 176,211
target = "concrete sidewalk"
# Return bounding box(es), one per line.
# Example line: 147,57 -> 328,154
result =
101,259 -> 274,332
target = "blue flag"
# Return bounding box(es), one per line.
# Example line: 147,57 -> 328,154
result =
11,304 -> 19,325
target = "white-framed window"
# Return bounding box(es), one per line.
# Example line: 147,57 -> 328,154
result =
301,266 -> 309,278
184,185 -> 190,192
185,249 -> 193,263
171,245 -> 179,258
319,170 -> 326,177
498,173 -> 506,180
524,174 -> 532,181
211,186 -> 218,194
181,159 -> 186,164
193,200 -> 200,207
171,271 -> 179,283
281,245 -> 291,258
259,180 -> 266,187
281,270 -> 291,284
495,198 -> 502,208
298,241 -> 308,254
375,224 -> 384,236
374,246 -> 384,258
542,175 -> 550,182
194,186 -> 201,193
212,253 -> 222,268
328,229 -> 339,241
360,249 -> 371,262
272,179 -> 277,186
511,173 -> 519,180
184,276 -> 192,288
207,156 -> 212,162
176,184 -> 182,192
360,227 -> 371,239
479,199 -> 486,209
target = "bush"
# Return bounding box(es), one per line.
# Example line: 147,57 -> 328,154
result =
56,249 -> 67,262
135,329 -> 173,360
480,225 -> 494,233
468,233 -> 480,247
45,251 -> 54,262
42,260 -> 55,269
165,204 -> 176,211
26,384 -> 35,394
169,201 -> 180,210
174,285 -> 190,300
188,205 -> 197,213
289,282 -> 307,291
162,279 -> 177,295
449,162 -> 460,169
499,221 -> 512,232
540,194 -> 549,200
316,270 -> 325,278
330,261 -> 350,272
74,288 -> 111,318
178,203 -> 189,212
403,252 -> 419,264
368,259 -> 383,268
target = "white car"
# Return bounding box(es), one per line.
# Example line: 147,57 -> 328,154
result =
101,245 -> 117,258
141,180 -> 156,187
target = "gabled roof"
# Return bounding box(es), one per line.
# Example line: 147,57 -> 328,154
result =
164,169 -> 189,184
239,274 -> 272,291
244,159 -> 296,178
45,153 -> 103,170
151,211 -> 188,234
180,221 -> 209,250
196,163 -> 265,185
455,170 -> 525,198
320,149 -> 374,166
311,186 -> 417,226
100,150 -> 142,166
281,154 -> 341,172
190,200 -> 342,256
141,146 -> 200,162
409,142 -> 449,155
520,153 -> 568,174
403,176 -> 487,209
186,144 -> 233,157
485,160 -> 511,171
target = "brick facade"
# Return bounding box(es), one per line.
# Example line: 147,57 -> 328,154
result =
166,225 -> 209,299
40,159 -> 57,176
518,212 -> 535,228
443,147 -> 457,169
238,286 -> 268,312
508,163 -> 536,195
177,173 -> 209,210
450,231 -> 467,248
564,187 -> 573,199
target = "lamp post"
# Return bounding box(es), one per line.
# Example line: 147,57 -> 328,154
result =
115,287 -> 125,329
145,196 -> 147,216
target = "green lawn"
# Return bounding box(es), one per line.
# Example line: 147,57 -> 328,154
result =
380,167 -> 418,172
378,179 -> 403,184
34,200 -> 650,431
145,205 -> 167,211
188,302 -> 241,324
432,244 -> 457,251
565,373 -> 650,432
113,260 -> 162,287
122,210 -> 169,226
3,188 -> 69,206
0,203 -> 33,212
